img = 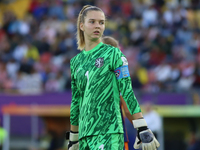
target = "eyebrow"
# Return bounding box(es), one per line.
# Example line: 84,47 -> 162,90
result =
88,19 -> 105,21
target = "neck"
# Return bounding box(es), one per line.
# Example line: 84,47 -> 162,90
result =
84,39 -> 101,51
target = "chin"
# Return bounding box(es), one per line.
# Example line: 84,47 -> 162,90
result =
91,37 -> 100,41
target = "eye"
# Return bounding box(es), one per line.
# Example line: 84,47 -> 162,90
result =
100,21 -> 104,25
90,20 -> 94,24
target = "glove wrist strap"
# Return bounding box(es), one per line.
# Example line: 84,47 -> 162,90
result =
70,131 -> 79,141
132,118 -> 147,128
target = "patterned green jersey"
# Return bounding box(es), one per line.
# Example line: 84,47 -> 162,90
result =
70,42 -> 141,139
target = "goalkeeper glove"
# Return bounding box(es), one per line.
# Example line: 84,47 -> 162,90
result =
66,131 -> 79,150
132,118 -> 160,150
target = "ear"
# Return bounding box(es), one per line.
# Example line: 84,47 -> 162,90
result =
80,22 -> 84,32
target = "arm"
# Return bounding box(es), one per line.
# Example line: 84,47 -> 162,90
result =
119,73 -> 160,150
120,96 -> 134,123
113,49 -> 160,150
70,125 -> 79,132
69,59 -> 80,128
67,60 -> 80,150
113,53 -> 141,116
120,96 -> 144,121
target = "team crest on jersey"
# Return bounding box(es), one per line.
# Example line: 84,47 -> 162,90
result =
95,57 -> 104,68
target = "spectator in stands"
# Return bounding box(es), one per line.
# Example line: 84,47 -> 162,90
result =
187,132 -> 200,150
0,0 -> 200,94
142,5 -> 158,28
193,62 -> 200,88
25,42 -> 40,63
143,101 -> 162,139
12,40 -> 28,62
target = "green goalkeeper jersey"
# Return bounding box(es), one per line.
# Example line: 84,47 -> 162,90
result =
70,42 -> 141,139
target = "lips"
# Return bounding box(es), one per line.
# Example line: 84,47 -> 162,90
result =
93,31 -> 100,34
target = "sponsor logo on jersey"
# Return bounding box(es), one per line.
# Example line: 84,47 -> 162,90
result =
95,57 -> 104,68
121,56 -> 128,66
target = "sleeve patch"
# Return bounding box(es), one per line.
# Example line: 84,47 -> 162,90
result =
114,65 -> 130,80
121,56 -> 128,66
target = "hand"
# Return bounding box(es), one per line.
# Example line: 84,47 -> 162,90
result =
132,119 -> 160,150
66,131 -> 79,150
134,128 -> 160,150
68,141 -> 79,150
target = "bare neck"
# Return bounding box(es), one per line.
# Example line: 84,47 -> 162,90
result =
84,39 -> 101,51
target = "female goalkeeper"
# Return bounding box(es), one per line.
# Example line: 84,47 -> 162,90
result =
68,5 -> 160,150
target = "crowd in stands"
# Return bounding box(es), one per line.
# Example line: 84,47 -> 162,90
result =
0,0 -> 200,95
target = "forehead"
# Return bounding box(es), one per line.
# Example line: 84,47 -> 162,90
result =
85,10 -> 105,21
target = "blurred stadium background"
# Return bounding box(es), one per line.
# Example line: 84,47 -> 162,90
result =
0,0 -> 200,150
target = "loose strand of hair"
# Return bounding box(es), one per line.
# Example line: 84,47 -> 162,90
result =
76,5 -> 92,50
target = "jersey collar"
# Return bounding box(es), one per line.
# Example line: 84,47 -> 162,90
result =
83,42 -> 103,54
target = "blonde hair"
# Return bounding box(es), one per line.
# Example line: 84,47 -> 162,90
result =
76,5 -> 104,50
102,36 -> 119,48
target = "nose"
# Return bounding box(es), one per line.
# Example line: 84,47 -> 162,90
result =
95,22 -> 101,28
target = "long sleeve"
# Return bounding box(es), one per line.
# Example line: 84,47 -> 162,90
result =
70,59 -> 81,126
112,48 -> 141,115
